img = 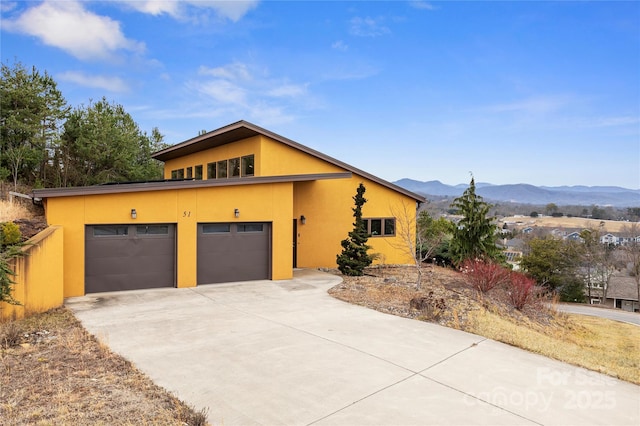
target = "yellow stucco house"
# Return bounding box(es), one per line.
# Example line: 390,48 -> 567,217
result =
33,121 -> 425,297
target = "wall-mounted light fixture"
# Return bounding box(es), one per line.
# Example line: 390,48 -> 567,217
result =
234,208 -> 240,218
131,208 -> 137,219
300,215 -> 306,225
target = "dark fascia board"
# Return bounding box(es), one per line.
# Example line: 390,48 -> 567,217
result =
151,120 -> 426,203
152,122 -> 261,162
33,173 -> 352,198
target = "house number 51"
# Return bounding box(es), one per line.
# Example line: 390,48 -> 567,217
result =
183,211 -> 191,217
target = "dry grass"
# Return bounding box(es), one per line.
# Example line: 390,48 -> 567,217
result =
0,308 -> 208,425
466,308 -> 640,384
0,199 -> 36,222
501,215 -> 635,233
329,265 -> 640,385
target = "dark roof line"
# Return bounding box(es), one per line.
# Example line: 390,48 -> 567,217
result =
34,173 -> 352,198
152,120 -> 426,203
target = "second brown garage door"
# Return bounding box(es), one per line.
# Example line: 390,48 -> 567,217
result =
197,222 -> 271,284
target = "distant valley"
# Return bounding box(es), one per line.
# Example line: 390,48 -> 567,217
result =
393,179 -> 640,208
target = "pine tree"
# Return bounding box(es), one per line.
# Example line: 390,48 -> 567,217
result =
1,61 -> 69,188
450,177 -> 503,265
60,97 -> 164,186
337,183 -> 372,276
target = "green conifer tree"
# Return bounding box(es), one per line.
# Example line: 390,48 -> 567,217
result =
450,177 -> 503,265
337,183 -> 372,276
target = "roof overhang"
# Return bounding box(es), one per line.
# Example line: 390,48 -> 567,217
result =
151,120 -> 426,203
152,122 -> 261,162
34,173 -> 352,198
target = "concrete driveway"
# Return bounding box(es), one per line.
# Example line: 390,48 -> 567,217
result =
66,270 -> 640,426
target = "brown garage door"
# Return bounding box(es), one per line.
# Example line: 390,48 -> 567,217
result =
197,222 -> 271,284
85,224 -> 176,293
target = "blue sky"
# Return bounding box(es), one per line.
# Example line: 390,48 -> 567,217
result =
2,1 -> 639,189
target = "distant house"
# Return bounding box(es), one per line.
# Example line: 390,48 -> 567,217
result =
564,231 -> 583,242
618,235 -> 640,246
606,274 -> 639,312
600,233 -> 618,245
596,233 -> 640,246
498,238 -> 524,270
588,273 -> 639,312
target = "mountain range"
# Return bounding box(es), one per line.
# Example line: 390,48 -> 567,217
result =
393,179 -> 640,208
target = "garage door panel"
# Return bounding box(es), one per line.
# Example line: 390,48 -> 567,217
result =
197,222 -> 270,284
86,273 -> 170,292
85,224 -> 175,293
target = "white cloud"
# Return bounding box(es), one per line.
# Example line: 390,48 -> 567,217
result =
185,61 -> 313,125
410,1 -> 437,11
58,71 -> 129,92
3,0 -> 144,61
122,1 -> 180,16
332,40 -> 349,51
199,63 -> 252,81
572,115 -> 640,129
482,95 -> 572,115
195,79 -> 248,105
349,16 -> 390,37
267,83 -> 308,98
591,116 -> 640,127
121,0 -> 259,22
248,103 -> 293,125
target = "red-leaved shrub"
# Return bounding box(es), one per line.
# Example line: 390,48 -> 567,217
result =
461,259 -> 511,293
507,272 -> 538,310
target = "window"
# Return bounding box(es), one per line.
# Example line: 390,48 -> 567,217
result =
363,218 -> 396,237
136,225 -> 169,235
203,224 -> 231,234
370,219 -> 382,236
237,224 -> 263,233
217,160 -> 228,178
229,158 -> 240,177
204,154 -> 254,179
186,167 -> 193,179
384,219 -> 395,236
195,165 -> 203,180
171,169 -> 184,179
207,162 -> 216,179
94,226 -> 128,236
242,155 -> 255,176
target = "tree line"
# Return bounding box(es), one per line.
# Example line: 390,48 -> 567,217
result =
1,61 -> 167,191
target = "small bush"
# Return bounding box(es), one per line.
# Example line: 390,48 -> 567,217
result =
0,320 -> 23,348
1,221 -> 22,247
507,272 -> 538,310
181,406 -> 209,426
410,291 -> 447,321
461,259 -> 510,293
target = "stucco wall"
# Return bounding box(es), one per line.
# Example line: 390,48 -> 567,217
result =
158,133 -> 418,269
163,136 -> 262,179
1,226 -> 64,320
293,176 -> 417,268
46,182 -> 294,297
